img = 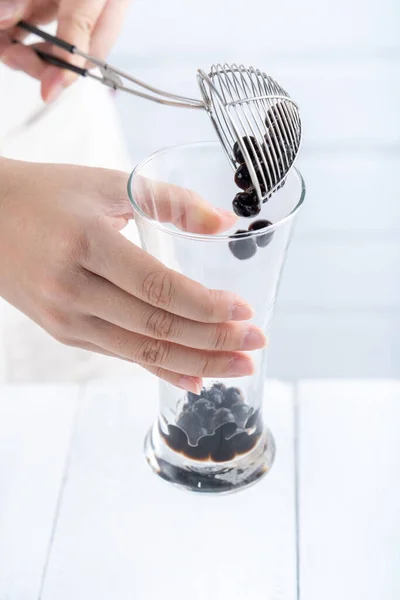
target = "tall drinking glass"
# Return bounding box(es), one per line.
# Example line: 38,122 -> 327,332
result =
128,141 -> 305,493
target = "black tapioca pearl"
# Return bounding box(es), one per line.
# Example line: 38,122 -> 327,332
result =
233,136 -> 262,165
228,230 -> 257,260
248,219 -> 274,248
191,399 -> 216,427
212,408 -> 236,431
232,189 -> 261,218
231,403 -> 253,429
223,387 -> 245,409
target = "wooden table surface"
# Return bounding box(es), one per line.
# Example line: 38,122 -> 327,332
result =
0,379 -> 399,600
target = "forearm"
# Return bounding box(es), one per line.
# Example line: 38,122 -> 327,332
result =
0,157 -> 17,298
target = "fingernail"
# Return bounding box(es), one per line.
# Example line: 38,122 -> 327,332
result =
228,356 -> 254,376
241,327 -> 267,351
46,81 -> 64,104
230,302 -> 254,321
0,1 -> 22,25
178,376 -> 202,395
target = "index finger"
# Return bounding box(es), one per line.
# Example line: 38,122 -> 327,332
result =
133,176 -> 237,234
57,0 -> 107,61
89,225 -> 254,323
0,1 -> 25,30
41,0 -> 107,99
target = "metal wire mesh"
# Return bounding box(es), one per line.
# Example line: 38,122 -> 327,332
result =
198,64 -> 302,201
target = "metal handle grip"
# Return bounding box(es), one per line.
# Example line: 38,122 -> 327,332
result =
34,48 -> 88,76
18,20 -> 76,54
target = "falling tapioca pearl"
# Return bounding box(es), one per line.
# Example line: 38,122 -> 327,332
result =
248,219 -> 274,248
232,189 -> 261,218
228,230 -> 257,261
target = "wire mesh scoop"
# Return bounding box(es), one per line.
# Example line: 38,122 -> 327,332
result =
17,21 -> 302,202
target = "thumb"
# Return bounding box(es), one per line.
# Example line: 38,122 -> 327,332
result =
0,0 -> 26,29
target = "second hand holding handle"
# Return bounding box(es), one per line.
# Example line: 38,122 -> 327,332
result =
16,20 -> 204,108
34,48 -> 88,76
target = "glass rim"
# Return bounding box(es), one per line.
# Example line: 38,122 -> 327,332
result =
127,141 -> 306,242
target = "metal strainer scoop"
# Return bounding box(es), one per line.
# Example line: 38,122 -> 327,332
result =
17,21 -> 302,201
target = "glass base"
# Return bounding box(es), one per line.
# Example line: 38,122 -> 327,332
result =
144,421 -> 276,494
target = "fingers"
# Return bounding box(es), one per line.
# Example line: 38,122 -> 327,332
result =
83,274 -> 266,352
41,0 -> 108,101
134,176 -> 237,235
64,338 -> 203,393
138,365 -> 203,395
0,0 -> 26,29
81,317 -> 255,378
88,226 -> 253,323
57,0 -> 107,59
0,41 -> 51,80
89,0 -> 132,59
0,30 -> 12,56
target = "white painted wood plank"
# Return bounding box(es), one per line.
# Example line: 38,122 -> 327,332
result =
269,312 -> 399,379
0,386 -> 79,600
42,379 -> 297,600
298,381 -> 400,600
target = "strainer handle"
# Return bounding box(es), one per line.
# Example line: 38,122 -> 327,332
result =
17,21 -> 204,110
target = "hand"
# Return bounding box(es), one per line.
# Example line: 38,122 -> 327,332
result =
0,159 -> 266,393
0,0 -> 131,102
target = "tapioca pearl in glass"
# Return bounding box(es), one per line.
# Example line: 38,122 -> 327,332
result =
129,142 -> 305,492
191,399 -> 217,428
186,391 -> 202,407
204,386 -> 224,408
231,402 -> 253,429
165,424 -> 187,453
222,387 -> 245,409
177,410 -> 203,445
245,408 -> 261,430
212,408 -> 236,430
